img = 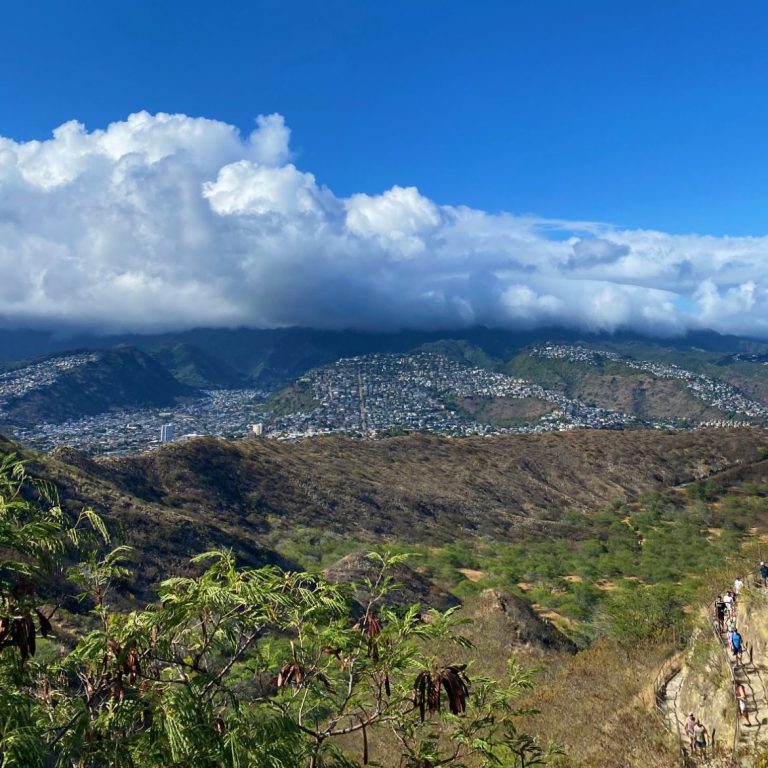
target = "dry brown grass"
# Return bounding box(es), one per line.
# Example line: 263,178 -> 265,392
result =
81,428 -> 768,546
5,426 -> 759,606
523,639 -> 681,768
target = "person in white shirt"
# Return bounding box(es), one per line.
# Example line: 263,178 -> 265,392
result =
723,591 -> 734,617
734,579 -> 744,612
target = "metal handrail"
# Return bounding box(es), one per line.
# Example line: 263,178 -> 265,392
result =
653,566 -> 767,762
650,654 -> 687,767
733,571 -> 768,754
709,568 -> 761,757
709,599 -> 740,755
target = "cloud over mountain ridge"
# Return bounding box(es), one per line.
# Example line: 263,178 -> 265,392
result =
1,111 -> 766,337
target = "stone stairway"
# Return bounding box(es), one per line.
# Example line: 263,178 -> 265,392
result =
656,582 -> 768,766
729,591 -> 768,759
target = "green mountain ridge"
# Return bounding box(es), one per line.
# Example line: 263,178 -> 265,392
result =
6,328 -> 768,445
149,341 -> 247,388
504,352 -> 728,423
264,341 -> 768,434
4,325 -> 768,388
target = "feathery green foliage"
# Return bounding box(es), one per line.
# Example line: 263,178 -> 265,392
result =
0,458 -> 553,768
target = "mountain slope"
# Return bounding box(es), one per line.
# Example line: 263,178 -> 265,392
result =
506,352 -> 727,422
4,325 -> 768,390
150,342 -> 246,388
43,428 -> 768,543
2,426 -> 768,606
0,346 -> 193,426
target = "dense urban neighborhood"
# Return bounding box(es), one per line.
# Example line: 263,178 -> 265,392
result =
7,388 -> 266,455
532,344 -> 768,419
265,352 -> 636,439
1,344 -> 765,455
0,353 -> 99,410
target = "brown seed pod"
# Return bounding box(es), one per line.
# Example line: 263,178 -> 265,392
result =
25,615 -> 36,657
124,645 -> 140,684
10,616 -> 32,661
275,661 -> 305,689
35,608 -> 53,638
354,612 -> 383,659
412,664 -> 470,720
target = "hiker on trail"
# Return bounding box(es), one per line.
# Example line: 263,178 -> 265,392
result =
685,712 -> 697,751
693,719 -> 709,754
730,628 -> 744,664
735,682 -> 752,726
715,596 -> 726,632
734,577 -> 744,600
761,560 -> 768,588
723,590 -> 734,617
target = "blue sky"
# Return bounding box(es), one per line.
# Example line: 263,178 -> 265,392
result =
2,1 -> 768,337
4,0 -> 768,236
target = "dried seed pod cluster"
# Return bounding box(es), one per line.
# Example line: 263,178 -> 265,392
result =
272,660 -> 334,692
0,608 -> 54,662
412,664 -> 470,721
274,660 -> 306,688
108,639 -> 141,684
354,611 -> 383,659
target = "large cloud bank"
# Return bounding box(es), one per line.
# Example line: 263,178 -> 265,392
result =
1,111 -> 767,337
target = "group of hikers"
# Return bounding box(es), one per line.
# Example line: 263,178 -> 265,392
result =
714,577 -> 746,665
686,571 -> 759,757
684,712 -> 710,755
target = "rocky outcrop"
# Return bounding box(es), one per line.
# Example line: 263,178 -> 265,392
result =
324,552 -> 460,615
463,589 -> 577,653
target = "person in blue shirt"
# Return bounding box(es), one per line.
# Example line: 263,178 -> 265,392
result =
730,628 -> 744,664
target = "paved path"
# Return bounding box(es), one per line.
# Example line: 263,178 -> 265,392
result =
661,667 -> 685,740
705,589 -> 768,764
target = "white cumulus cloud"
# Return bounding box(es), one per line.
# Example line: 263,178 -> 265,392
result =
1,110 -> 768,337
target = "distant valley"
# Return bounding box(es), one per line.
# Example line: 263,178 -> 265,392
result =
2,326 -> 768,454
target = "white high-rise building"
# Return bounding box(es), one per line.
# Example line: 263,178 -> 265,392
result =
160,424 -> 175,443
251,423 -> 264,436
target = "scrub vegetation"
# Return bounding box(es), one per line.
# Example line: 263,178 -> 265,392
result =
0,456 -> 557,768
2,429 -> 768,765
